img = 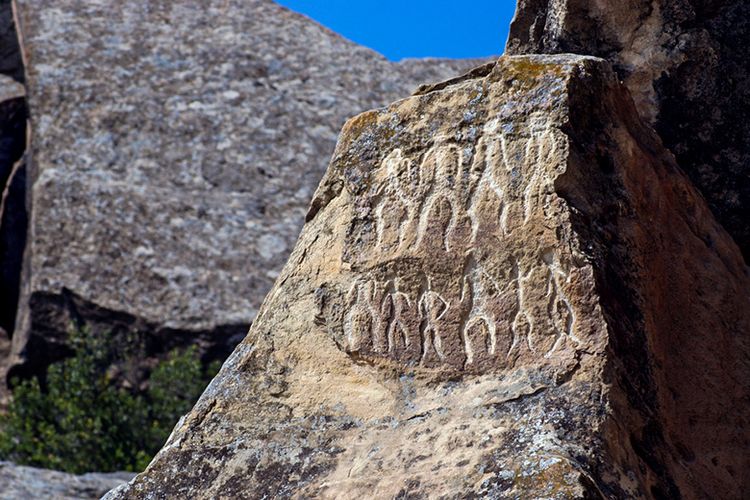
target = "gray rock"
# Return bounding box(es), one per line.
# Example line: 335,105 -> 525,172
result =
507,0 -> 750,262
7,0 -> 490,378
0,461 -> 134,500
0,0 -> 24,83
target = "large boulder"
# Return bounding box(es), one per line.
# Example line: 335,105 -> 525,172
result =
106,55 -> 750,499
0,461 -> 134,500
6,0 -> 486,380
507,0 -> 750,263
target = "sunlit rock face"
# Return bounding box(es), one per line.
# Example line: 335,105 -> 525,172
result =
107,55 -> 750,499
508,0 -> 750,264
6,0 -> 485,382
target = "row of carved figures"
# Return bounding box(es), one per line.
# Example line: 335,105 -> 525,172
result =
371,119 -> 562,257
343,254 -> 579,371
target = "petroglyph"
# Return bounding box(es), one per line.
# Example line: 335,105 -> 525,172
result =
341,257 -> 580,371
370,120 -> 566,256
344,280 -> 391,355
386,278 -> 421,363
343,120 -> 581,373
542,250 -> 580,358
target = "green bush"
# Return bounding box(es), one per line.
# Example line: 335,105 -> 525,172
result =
0,327 -> 220,473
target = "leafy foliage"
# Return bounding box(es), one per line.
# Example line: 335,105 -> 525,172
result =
0,327 -> 220,473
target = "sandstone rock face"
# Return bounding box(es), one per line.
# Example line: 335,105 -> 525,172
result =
6,0 -> 486,379
108,55 -> 750,498
507,0 -> 750,263
0,461 -> 135,500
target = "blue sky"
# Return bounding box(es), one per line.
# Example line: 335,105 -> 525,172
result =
275,1 -> 516,61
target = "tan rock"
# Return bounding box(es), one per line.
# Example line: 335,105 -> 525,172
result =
107,55 -> 750,499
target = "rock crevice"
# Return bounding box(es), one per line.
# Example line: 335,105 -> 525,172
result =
0,0 -> 27,400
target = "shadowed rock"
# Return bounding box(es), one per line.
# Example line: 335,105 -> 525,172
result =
0,0 -> 24,82
0,74 -> 25,400
106,55 -> 750,499
507,0 -> 750,263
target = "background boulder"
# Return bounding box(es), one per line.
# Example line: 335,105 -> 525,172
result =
4,0 -> 488,383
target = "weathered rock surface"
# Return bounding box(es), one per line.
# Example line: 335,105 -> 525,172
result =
107,55 -> 750,499
6,0 -> 487,379
0,461 -> 134,500
507,0 -> 750,263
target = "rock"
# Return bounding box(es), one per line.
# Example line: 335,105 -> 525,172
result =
106,55 -> 750,498
0,461 -> 135,500
0,75 -> 25,402
0,0 -> 24,82
506,0 -> 750,263
0,74 -> 24,213
7,0 -> 488,380
0,327 -> 9,407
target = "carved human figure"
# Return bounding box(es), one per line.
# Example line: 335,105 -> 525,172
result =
420,195 -> 454,252
468,135 -> 507,241
542,251 -> 578,357
465,316 -> 493,368
416,145 -> 459,252
344,279 -> 392,355
389,149 -> 424,251
344,281 -> 373,353
375,196 -> 407,252
521,118 -> 560,225
492,121 -> 561,234
374,150 -> 421,252
418,277 -> 471,369
509,264 -> 535,357
463,264 -> 515,370
418,280 -> 449,366
386,279 -> 421,363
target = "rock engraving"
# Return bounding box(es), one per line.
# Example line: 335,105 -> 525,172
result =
342,121 -> 581,372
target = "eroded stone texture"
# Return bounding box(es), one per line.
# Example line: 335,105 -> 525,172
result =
106,56 -> 750,499
0,461 -> 135,500
507,0 -> 750,263
8,0 -> 487,379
